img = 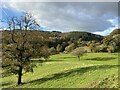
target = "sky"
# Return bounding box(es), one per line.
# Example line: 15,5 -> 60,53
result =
1,1 -> 119,36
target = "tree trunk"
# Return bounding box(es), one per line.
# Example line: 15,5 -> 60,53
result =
18,66 -> 22,85
78,56 -> 80,61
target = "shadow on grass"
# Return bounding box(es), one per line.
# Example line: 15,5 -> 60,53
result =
24,65 -> 119,85
30,60 -> 65,63
85,57 -> 116,61
2,82 -> 12,86
59,56 -> 76,59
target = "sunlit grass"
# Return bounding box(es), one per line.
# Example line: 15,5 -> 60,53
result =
2,53 -> 119,88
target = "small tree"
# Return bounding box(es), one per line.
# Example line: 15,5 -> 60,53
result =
71,47 -> 86,61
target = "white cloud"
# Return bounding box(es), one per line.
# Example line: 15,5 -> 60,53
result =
93,26 -> 117,36
2,2 -> 118,35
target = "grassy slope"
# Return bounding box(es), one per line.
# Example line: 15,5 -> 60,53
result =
1,53 -> 119,88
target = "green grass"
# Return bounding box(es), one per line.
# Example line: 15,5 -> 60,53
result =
1,53 -> 119,88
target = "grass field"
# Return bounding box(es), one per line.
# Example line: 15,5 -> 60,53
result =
1,53 -> 119,88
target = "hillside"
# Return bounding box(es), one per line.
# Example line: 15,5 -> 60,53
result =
102,29 -> 120,52
109,29 -> 120,36
1,30 -> 103,41
103,29 -> 120,39
62,31 -> 103,41
1,30 -> 104,52
38,30 -> 104,42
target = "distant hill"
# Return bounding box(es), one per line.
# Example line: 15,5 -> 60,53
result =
61,31 -> 103,42
31,30 -> 104,43
0,30 -> 104,42
2,29 -> 120,52
1,30 -> 104,52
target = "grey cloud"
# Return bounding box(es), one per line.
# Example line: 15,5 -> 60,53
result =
5,2 -> 118,33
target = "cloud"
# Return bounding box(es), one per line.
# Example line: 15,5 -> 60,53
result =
2,2 -> 118,35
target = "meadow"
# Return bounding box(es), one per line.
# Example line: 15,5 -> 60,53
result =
1,53 -> 119,88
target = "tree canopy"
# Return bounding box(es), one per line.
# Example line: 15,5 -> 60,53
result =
2,13 -> 50,85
